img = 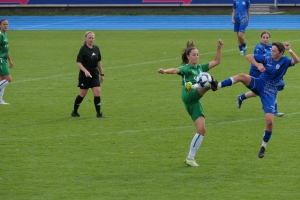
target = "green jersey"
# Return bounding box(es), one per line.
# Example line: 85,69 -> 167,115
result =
178,63 -> 209,86
0,31 -> 9,60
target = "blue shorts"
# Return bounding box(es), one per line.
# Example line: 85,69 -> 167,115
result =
246,77 -> 277,114
234,22 -> 247,33
249,68 -> 285,91
275,79 -> 285,91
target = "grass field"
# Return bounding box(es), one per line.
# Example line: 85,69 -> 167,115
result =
1,30 -> 300,199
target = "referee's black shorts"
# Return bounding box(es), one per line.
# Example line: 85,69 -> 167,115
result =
77,69 -> 100,89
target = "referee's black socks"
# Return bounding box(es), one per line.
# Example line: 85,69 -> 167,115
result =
94,96 -> 101,114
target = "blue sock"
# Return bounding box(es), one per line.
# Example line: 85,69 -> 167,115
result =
240,93 -> 247,100
263,130 -> 272,143
275,103 -> 278,112
242,43 -> 247,48
239,45 -> 243,51
220,78 -> 233,88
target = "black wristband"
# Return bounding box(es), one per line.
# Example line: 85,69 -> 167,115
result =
100,74 -> 104,76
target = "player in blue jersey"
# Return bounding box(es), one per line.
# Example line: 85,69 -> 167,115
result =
216,42 -> 299,158
0,19 -> 14,105
232,0 -> 250,55
236,31 -> 285,117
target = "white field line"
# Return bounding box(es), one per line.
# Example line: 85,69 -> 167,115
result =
16,16 -> 103,29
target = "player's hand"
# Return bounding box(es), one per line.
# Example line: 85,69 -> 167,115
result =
100,75 -> 104,83
9,62 -> 13,68
284,42 -> 291,50
158,68 -> 165,74
218,40 -> 224,48
232,19 -> 235,24
257,64 -> 265,73
85,71 -> 92,78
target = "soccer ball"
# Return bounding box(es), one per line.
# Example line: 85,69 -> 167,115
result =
196,72 -> 212,88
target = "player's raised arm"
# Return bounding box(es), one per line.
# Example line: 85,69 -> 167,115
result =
208,39 -> 223,69
284,42 -> 300,65
246,54 -> 265,72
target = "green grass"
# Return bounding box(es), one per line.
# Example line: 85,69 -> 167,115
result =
1,30 -> 300,199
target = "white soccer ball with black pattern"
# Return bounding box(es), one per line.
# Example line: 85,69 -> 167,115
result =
196,72 -> 212,88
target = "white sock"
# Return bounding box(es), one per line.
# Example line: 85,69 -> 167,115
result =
0,79 -> 9,91
0,87 -> 4,101
188,133 -> 204,160
192,84 -> 201,89
262,141 -> 267,147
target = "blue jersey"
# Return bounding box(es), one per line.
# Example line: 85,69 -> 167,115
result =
247,55 -> 293,114
255,54 -> 293,84
249,42 -> 272,77
233,0 -> 250,24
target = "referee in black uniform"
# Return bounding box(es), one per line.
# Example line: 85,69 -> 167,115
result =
71,31 -> 105,118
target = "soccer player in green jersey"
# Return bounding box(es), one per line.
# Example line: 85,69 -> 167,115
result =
0,19 -> 13,105
158,39 -> 223,166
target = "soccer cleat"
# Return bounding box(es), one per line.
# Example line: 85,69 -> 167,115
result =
275,112 -> 284,117
96,113 -> 106,118
210,75 -> 218,91
236,95 -> 243,109
258,146 -> 266,158
0,100 -> 9,105
240,51 -> 244,56
185,82 -> 193,92
184,157 -> 199,167
243,46 -> 248,54
71,111 -> 80,117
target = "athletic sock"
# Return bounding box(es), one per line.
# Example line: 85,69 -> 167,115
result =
262,130 -> 272,146
94,96 -> 101,114
218,77 -> 234,89
262,141 -> 268,148
242,43 -> 247,48
275,103 -> 278,113
192,84 -> 201,89
188,133 -> 204,160
239,45 -> 243,51
0,79 -> 9,90
73,95 -> 84,113
240,93 -> 247,100
0,87 -> 4,101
